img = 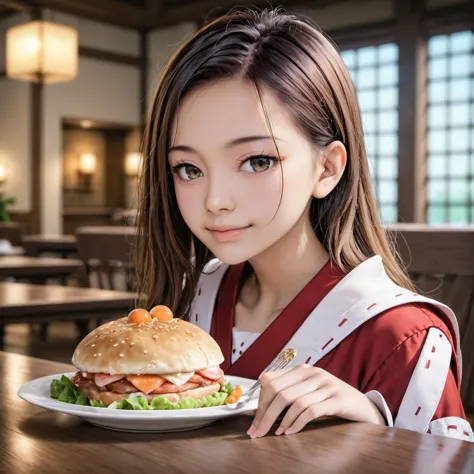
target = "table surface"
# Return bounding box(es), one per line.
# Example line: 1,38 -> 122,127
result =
0,256 -> 83,279
0,282 -> 136,317
0,256 -> 82,270
22,234 -> 77,244
1,352 -> 473,474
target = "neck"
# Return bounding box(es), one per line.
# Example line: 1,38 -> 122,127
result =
240,213 -> 329,315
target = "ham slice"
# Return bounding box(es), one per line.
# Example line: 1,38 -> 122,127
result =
95,373 -> 125,388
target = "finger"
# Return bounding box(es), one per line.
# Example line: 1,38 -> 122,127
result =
258,366 -> 294,384
251,376 -> 327,438
275,386 -> 332,435
284,397 -> 339,435
250,365 -> 315,432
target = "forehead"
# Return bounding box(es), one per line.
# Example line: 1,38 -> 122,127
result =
171,78 -> 295,148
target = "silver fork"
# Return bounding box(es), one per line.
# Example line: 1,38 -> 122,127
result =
228,348 -> 297,409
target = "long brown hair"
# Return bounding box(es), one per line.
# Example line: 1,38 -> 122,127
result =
136,8 -> 413,317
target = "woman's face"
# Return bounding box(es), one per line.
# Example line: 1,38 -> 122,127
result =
168,78 -> 324,265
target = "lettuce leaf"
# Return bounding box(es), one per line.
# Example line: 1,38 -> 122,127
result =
50,375 -> 234,410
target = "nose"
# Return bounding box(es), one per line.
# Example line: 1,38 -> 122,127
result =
205,175 -> 235,214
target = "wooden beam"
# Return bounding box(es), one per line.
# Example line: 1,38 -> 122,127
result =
329,20 -> 396,51
79,46 -> 141,67
36,0 -> 147,29
149,0 -> 304,28
396,0 -> 426,223
0,0 -> 28,12
30,7 -> 42,233
423,0 -> 474,35
139,31 -> 148,126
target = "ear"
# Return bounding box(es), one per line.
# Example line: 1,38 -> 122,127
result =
312,141 -> 347,199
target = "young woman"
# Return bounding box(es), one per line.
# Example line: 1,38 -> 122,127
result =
136,9 -> 472,441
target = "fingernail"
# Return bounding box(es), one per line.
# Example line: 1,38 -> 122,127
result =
250,430 -> 260,439
275,427 -> 284,436
247,424 -> 257,436
284,427 -> 295,435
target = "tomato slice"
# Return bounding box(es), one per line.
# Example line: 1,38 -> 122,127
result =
126,375 -> 167,394
196,367 -> 224,381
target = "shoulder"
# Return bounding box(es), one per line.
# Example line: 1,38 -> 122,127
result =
361,303 -> 455,350
347,303 -> 457,380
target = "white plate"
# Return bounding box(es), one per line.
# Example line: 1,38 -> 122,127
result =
18,372 -> 258,433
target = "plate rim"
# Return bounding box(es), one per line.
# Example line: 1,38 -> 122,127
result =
17,372 -> 258,420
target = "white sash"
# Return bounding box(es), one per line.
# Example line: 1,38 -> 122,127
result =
189,256 -> 465,435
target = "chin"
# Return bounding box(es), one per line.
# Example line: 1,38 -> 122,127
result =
206,244 -> 262,266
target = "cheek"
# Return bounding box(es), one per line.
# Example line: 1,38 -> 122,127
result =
174,182 -> 203,228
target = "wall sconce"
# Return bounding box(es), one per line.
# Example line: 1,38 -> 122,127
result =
77,153 -> 96,192
125,152 -> 141,178
0,164 -> 6,185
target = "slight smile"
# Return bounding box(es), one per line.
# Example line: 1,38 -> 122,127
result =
207,225 -> 252,242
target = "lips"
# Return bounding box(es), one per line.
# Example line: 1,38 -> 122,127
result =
207,225 -> 251,242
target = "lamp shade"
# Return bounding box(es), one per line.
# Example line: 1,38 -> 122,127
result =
6,20 -> 78,84
0,164 -> 6,184
79,153 -> 96,174
125,152 -> 141,176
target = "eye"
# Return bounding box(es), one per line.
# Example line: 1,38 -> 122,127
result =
240,156 -> 277,173
173,164 -> 203,181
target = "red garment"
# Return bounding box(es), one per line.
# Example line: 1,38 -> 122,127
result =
211,261 -> 467,423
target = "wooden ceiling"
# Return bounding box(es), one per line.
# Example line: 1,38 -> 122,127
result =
0,0 -> 344,30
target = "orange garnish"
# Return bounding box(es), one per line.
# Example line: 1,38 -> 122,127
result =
150,305 -> 174,322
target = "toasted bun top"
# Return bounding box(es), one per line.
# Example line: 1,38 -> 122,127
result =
72,318 -> 224,375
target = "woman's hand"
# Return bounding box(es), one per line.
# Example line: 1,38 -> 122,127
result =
247,364 -> 386,438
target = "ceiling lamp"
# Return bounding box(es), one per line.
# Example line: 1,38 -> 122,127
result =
6,20 -> 78,84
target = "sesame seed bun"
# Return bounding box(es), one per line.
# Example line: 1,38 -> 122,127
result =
72,317 -> 224,375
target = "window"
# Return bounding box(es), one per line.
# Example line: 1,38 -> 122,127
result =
341,43 -> 399,224
426,30 -> 474,224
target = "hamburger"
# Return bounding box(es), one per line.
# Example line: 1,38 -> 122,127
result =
50,306 -> 241,409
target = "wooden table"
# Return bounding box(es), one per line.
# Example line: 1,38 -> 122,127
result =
0,282 -> 136,350
22,234 -> 78,258
2,352 -> 473,474
0,256 -> 83,282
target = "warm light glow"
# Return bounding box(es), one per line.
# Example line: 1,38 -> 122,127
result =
125,152 -> 141,177
79,153 -> 96,175
6,20 -> 78,84
0,164 -> 6,184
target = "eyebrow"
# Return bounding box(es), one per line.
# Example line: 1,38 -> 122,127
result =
168,135 -> 282,153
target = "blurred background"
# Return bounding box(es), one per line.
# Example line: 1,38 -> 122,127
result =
0,0 -> 473,416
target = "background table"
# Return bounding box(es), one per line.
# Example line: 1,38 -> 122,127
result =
1,352 -> 473,474
0,256 -> 83,282
22,234 -> 78,258
0,282 -> 136,349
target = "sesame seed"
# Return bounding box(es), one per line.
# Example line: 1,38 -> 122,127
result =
93,353 -> 97,357
98,353 -> 102,356
185,330 -> 191,334
91,344 -> 95,347
143,350 -> 148,354
159,326 -> 164,329
113,343 -> 118,347
152,335 -> 158,340
121,340 -> 125,344
171,337 -> 177,341
125,337 -> 129,341
185,338 -> 190,342
119,353 -> 124,358
130,342 -> 136,346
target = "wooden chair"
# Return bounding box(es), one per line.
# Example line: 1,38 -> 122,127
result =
387,224 -> 474,414
75,225 -> 137,292
0,221 -> 22,246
